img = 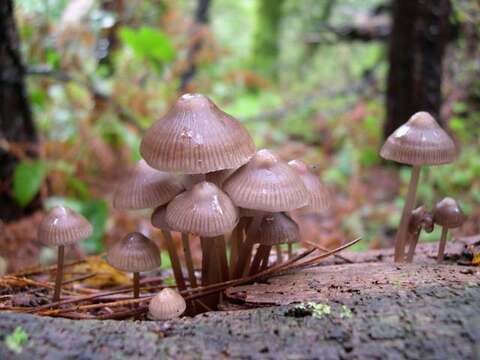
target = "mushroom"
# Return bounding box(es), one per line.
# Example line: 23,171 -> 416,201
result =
223,149 -> 308,277
405,205 -> 434,263
433,197 -> 466,263
113,159 -> 183,210
166,181 -> 238,287
38,206 -> 93,301
380,112 -> 456,262
106,232 -> 160,298
249,212 -> 300,274
140,93 -> 255,292
148,288 -> 186,320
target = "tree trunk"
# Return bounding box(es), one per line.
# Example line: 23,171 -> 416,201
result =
178,0 -> 211,92
384,0 -> 452,139
0,0 -> 38,222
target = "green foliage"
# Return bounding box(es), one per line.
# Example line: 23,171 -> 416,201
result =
5,327 -> 29,354
13,160 -> 47,207
119,26 -> 175,66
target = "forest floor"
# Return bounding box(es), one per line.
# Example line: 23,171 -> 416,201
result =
0,242 -> 479,360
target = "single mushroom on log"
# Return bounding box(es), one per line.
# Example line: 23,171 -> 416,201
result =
38,206 -> 93,302
380,112 -> 457,262
405,205 -> 434,263
223,149 -> 308,278
433,197 -> 466,263
139,93 -> 255,295
249,212 -> 300,275
148,288 -> 187,320
106,232 -> 161,299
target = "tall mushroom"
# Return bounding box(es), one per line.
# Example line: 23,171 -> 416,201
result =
433,197 -> 466,263
249,212 -> 300,274
140,93 -> 255,291
223,149 -> 308,277
380,112 -> 456,262
166,181 -> 238,291
106,232 -> 161,298
38,206 -> 93,301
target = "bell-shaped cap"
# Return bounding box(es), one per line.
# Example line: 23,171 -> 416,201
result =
166,181 -> 239,237
409,205 -> 434,233
148,288 -> 186,320
380,112 -> 457,166
223,149 -> 308,212
38,206 -> 92,246
140,93 -> 255,174
151,205 -> 171,231
106,232 -> 161,272
433,197 -> 466,228
113,160 -> 184,210
288,160 -> 331,212
256,212 -> 300,245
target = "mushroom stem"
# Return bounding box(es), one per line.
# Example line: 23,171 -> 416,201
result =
437,226 -> 448,263
216,236 -> 229,282
276,245 -> 283,264
287,243 -> 293,259
181,233 -> 197,288
52,245 -> 65,302
229,219 -> 245,277
394,165 -> 421,262
133,272 -> 140,299
249,245 -> 271,275
235,214 -> 263,278
161,229 -> 186,291
406,231 -> 421,263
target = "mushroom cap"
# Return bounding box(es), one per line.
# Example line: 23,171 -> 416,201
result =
433,197 -> 466,228
106,232 -> 160,272
223,149 -> 309,212
288,159 -> 331,212
408,205 -> 434,233
38,206 -> 92,246
148,288 -> 186,320
140,93 -> 256,174
166,181 -> 239,237
113,160 -> 184,210
256,212 -> 300,245
380,112 -> 457,166
151,205 -> 172,231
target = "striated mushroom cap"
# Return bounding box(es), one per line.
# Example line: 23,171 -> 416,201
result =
106,232 -> 161,272
151,205 -> 171,231
113,160 -> 183,210
38,206 -> 92,246
433,197 -> 466,228
223,149 -> 309,212
140,93 -> 255,174
148,288 -> 186,320
288,159 -> 331,212
166,181 -> 239,237
380,112 -> 457,166
256,212 -> 300,245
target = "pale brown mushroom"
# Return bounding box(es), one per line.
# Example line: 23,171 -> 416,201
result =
106,232 -> 160,298
405,205 -> 434,263
148,288 -> 186,320
380,112 -> 456,262
38,206 -> 92,301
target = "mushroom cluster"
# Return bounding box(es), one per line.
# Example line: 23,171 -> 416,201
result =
111,93 -> 331,311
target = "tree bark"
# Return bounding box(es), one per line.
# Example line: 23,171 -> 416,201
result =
0,0 -> 39,222
178,0 -> 210,92
384,0 -> 452,139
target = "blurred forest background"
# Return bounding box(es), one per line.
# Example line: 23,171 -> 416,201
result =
0,0 -> 479,272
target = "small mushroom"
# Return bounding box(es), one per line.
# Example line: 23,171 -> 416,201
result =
107,232 -> 160,298
249,212 -> 300,274
223,149 -> 308,277
380,112 -> 456,262
38,206 -> 93,301
433,197 -> 466,263
148,288 -> 186,320
113,160 -> 183,210
405,205 -> 434,263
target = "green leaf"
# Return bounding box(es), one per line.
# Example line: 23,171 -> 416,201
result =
80,199 -> 109,253
5,327 -> 28,354
13,160 -> 47,207
119,26 -> 175,63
